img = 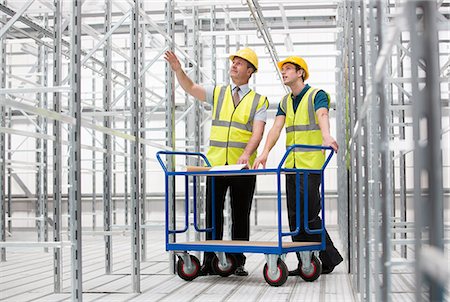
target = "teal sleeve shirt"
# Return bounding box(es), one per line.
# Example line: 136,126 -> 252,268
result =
276,84 -> 329,116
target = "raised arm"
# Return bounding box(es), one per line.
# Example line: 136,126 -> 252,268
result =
316,108 -> 338,152
164,51 -> 206,101
252,115 -> 286,169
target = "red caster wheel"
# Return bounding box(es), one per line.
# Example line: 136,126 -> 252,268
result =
263,259 -> 288,287
211,254 -> 237,277
177,255 -> 200,281
299,254 -> 322,282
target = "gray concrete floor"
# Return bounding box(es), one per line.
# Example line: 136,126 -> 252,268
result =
0,226 -> 355,302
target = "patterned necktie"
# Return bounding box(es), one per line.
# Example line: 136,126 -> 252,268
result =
233,86 -> 240,107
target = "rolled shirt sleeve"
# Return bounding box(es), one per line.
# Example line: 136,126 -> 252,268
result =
254,99 -> 268,122
205,85 -> 215,105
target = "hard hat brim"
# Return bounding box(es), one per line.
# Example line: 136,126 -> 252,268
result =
229,55 -> 258,72
277,57 -> 309,80
277,59 -> 300,71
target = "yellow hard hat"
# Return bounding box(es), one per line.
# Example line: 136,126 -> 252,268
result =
229,47 -> 258,72
277,56 -> 309,80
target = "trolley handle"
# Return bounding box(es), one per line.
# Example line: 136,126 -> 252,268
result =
277,144 -> 334,171
156,150 -> 211,173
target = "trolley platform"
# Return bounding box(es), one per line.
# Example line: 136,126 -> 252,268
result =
156,144 -> 334,286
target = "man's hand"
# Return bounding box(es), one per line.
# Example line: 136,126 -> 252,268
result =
237,153 -> 251,168
164,50 -> 181,72
163,51 -> 207,101
323,134 -> 339,153
252,153 -> 268,169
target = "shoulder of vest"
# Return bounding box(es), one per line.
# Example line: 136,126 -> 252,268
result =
306,86 -> 318,93
214,85 -> 229,95
280,93 -> 290,111
254,93 -> 269,108
305,87 -> 321,102
308,86 -> 328,96
253,91 -> 268,101
281,93 -> 291,102
243,89 -> 261,101
215,84 -> 232,90
309,87 -> 330,103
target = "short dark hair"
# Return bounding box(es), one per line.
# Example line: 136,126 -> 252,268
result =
246,61 -> 256,73
284,62 -> 302,72
294,65 -> 305,81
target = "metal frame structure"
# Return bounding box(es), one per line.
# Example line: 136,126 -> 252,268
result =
337,0 -> 449,301
0,0 -> 448,301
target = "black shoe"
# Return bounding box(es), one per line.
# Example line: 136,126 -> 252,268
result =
199,264 -> 212,276
288,268 -> 300,276
320,256 -> 342,274
234,266 -> 248,276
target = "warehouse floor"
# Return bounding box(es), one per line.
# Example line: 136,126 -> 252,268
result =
0,226 -> 359,302
2,223 -> 445,302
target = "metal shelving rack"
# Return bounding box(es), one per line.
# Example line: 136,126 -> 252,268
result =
0,1 -> 448,301
0,0 -> 188,299
337,0 -> 449,301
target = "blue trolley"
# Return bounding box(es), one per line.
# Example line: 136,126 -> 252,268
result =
156,144 -> 334,286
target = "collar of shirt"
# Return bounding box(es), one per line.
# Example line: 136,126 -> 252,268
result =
291,84 -> 310,103
231,83 -> 250,99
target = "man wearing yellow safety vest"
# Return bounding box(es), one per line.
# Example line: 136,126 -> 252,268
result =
164,48 -> 269,276
253,56 -> 343,275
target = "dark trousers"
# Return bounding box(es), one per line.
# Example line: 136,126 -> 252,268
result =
286,173 -> 343,268
203,175 -> 256,267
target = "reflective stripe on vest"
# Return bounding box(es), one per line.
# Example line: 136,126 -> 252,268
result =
207,85 -> 266,166
283,87 -> 330,169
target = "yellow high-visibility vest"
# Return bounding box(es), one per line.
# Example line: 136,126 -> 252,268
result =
280,87 -> 330,169
207,85 -> 268,167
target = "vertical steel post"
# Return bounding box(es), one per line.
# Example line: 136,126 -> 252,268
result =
69,0 -> 83,299
355,1 -> 370,299
407,2 -> 444,301
183,20 -> 191,244
336,2 -> 349,259
352,1 -> 365,296
130,0 -> 141,292
103,0 -> 113,275
36,13 -> 50,252
375,1 -> 392,301
367,1 -> 382,300
407,4 -> 425,301
36,30 -> 44,248
0,0 -> 6,263
210,6 -> 217,83
345,0 -> 357,286
91,68 -> 96,232
165,0 -> 176,274
124,116 -> 129,225
421,3 -> 444,300
112,119 -> 117,226
184,5 -> 201,244
7,107 -> 11,234
52,0 -> 62,291
43,14 -> 49,251
139,0 -> 147,261
224,20 -> 230,86
124,60 -> 129,226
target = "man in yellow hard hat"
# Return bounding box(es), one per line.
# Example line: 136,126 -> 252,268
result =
253,56 -> 343,275
165,48 -> 269,276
